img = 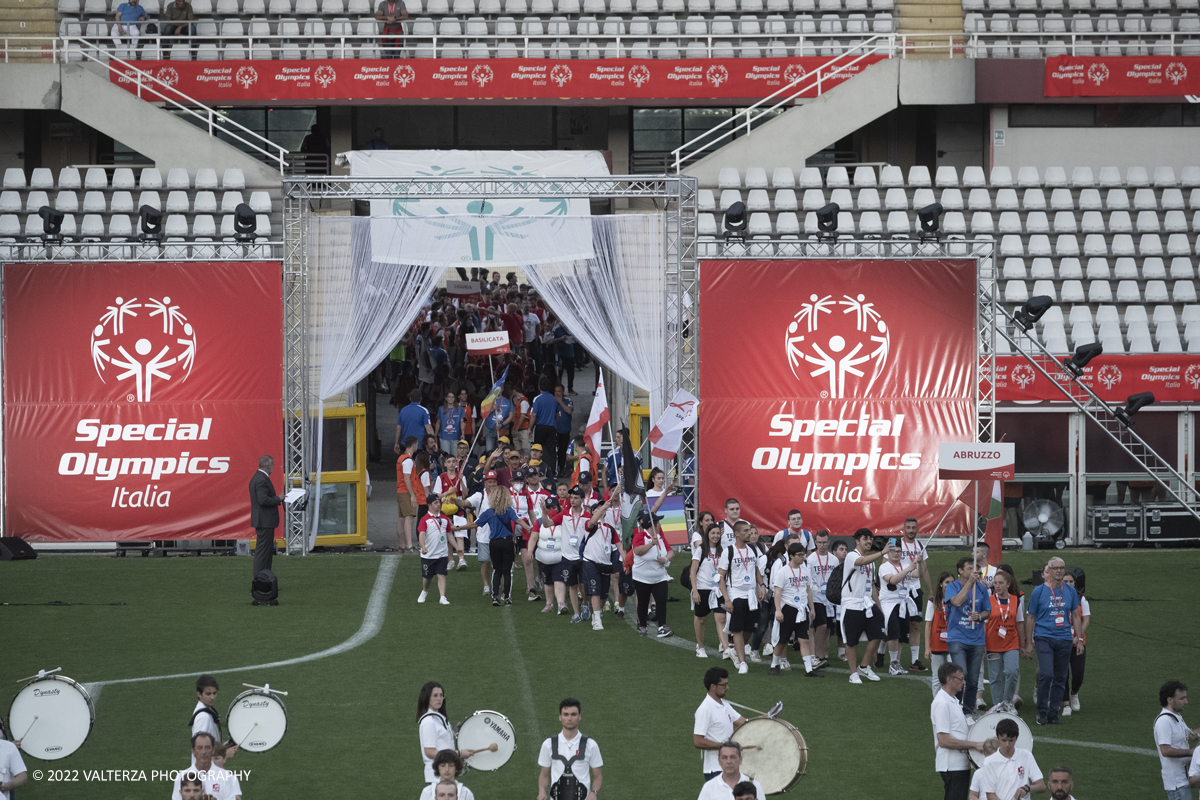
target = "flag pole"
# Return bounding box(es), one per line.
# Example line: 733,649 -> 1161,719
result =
971,481 -> 978,628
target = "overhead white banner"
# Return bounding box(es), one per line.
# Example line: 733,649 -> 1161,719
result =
343,149 -> 609,266
366,214 -> 596,267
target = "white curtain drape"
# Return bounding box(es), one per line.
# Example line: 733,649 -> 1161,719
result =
513,213 -> 666,424
305,213 -> 665,548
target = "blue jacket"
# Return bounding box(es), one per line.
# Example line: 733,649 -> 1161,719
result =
475,507 -> 520,541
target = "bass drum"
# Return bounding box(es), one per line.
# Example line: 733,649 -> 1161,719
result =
731,716 -> 808,794
9,675 -> 95,760
967,711 -> 1033,769
227,690 -> 288,753
456,710 -> 517,772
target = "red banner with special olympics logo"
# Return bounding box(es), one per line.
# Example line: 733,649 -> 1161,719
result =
996,355 -> 1200,402
109,56 -> 886,102
698,260 -> 976,538
1045,56 -> 1200,96
3,262 -> 283,541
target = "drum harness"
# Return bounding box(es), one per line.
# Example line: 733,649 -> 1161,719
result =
549,735 -> 591,800
189,705 -> 221,737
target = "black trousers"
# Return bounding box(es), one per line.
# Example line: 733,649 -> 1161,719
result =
555,431 -> 571,478
939,770 -> 970,800
490,537 -> 515,599
534,424 -> 558,476
1068,645 -> 1086,696
634,579 -> 668,628
559,356 -> 575,391
254,527 -> 275,576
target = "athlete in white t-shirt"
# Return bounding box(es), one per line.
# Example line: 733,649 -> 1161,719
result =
772,509 -> 814,553
717,520 -> 767,674
770,542 -> 820,676
842,529 -> 890,684
719,498 -> 742,549
691,521 -> 730,658
899,517 -> 932,670
805,530 -> 835,668
879,546 -> 921,676
513,469 -> 552,603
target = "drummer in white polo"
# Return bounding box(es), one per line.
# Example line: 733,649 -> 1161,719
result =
931,662 -> 986,800
418,683 -> 482,784
696,742 -> 765,800
694,667 -> 747,782
0,736 -> 28,800
537,698 -> 603,800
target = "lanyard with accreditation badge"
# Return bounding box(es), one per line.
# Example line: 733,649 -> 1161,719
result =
788,564 -> 804,604
1048,584 -> 1066,627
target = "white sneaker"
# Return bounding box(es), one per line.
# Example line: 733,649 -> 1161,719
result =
1060,705 -> 1072,717
482,587 -> 491,595
849,671 -> 863,685
1070,694 -> 1080,712
748,650 -> 763,664
722,647 -> 734,661
859,666 -> 881,682
696,647 -> 708,658
737,662 -> 749,675
888,662 -> 905,676
780,659 -> 792,671
439,596 -> 450,605
417,590 -> 428,603
591,615 -> 604,631
456,559 -> 467,571
976,697 -> 987,710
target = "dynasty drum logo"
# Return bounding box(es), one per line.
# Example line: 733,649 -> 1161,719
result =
785,293 -> 890,398
90,296 -> 198,402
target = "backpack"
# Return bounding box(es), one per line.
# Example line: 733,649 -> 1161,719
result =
549,735 -> 591,800
825,563 -> 848,606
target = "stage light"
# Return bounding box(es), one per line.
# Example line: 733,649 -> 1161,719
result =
234,203 -> 257,242
37,206 -> 64,241
816,202 -> 840,240
138,205 -> 163,242
723,201 -> 747,241
1014,295 -> 1053,331
1115,391 -> 1154,427
1063,342 -> 1102,377
917,203 -> 943,240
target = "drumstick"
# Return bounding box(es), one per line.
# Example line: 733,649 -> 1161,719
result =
243,683 -> 289,696
19,717 -> 38,741
15,668 -> 61,683
727,700 -> 784,719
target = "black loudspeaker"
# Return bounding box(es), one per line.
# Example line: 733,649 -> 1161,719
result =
251,569 -> 278,605
0,536 -> 37,561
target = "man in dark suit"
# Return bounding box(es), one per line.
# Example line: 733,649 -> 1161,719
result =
249,454 -> 284,578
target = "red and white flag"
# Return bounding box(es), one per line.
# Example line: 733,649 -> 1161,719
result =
585,374 -> 610,455
649,390 -> 699,459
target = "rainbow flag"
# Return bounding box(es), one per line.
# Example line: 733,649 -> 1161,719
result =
657,495 -> 690,547
478,366 -> 509,420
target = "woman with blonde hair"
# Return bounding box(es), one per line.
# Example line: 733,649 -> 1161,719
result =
474,486 -> 530,605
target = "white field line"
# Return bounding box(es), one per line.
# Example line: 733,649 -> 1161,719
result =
500,608 -> 542,744
84,554 -> 399,704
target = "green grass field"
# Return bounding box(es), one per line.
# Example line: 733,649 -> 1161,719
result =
4,547 -> 1194,798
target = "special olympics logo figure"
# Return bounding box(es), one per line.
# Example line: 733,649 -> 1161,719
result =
315,65 -> 337,87
1097,364 -> 1122,390
550,64 -> 573,87
784,64 -> 806,84
1087,63 -> 1109,86
156,66 -> 179,87
471,64 -> 494,88
90,296 -> 198,402
1011,363 -> 1035,389
706,64 -> 728,87
784,293 -> 890,399
629,64 -> 650,87
1186,364 -> 1200,390
393,64 -> 416,87
236,66 -> 259,89
1166,62 -> 1188,85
